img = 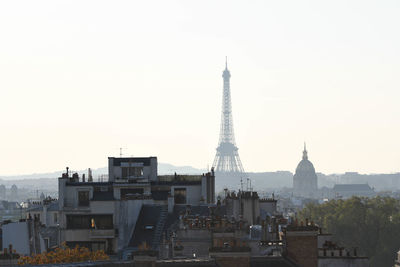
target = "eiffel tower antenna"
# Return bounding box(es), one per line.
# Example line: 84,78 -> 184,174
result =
212,58 -> 245,174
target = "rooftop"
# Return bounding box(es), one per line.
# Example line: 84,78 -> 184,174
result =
155,174 -> 204,185
27,200 -> 59,212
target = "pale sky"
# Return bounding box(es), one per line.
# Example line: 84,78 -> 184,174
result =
1,0 -> 400,176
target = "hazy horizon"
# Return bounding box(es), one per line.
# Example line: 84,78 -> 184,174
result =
1,161 -> 399,180
1,0 -> 400,175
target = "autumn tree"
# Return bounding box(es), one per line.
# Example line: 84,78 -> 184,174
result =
18,243 -> 109,265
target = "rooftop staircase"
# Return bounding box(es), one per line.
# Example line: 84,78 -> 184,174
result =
152,205 -> 168,250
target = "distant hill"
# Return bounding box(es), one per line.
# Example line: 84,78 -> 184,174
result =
157,163 -> 206,175
0,167 -> 107,181
0,163 -> 206,191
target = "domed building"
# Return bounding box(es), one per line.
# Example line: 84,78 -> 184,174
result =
293,144 -> 318,198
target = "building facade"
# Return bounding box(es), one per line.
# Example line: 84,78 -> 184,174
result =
332,184 -> 375,199
57,157 -> 215,254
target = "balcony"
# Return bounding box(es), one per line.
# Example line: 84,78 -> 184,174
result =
89,229 -> 116,239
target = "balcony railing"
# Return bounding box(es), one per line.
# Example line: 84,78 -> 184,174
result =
89,229 -> 116,239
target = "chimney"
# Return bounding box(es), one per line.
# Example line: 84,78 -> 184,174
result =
88,168 -> 93,182
43,205 -> 48,226
72,173 -> 79,182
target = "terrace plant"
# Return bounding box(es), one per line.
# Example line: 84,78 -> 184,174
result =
18,242 -> 109,265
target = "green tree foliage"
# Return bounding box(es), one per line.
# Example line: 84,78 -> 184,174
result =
299,196 -> 400,267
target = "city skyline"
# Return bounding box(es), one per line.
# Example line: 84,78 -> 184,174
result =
1,1 -> 400,175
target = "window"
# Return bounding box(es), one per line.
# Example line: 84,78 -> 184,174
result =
91,215 -> 113,230
92,242 -> 106,252
67,215 -> 90,229
66,215 -> 113,229
121,167 -> 143,178
174,188 -> 187,204
94,186 -> 111,192
53,213 -> 58,224
78,191 -> 89,206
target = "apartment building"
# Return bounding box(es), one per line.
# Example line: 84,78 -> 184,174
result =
57,156 -> 215,254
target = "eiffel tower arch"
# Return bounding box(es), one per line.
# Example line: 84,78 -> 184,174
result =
212,58 -> 245,182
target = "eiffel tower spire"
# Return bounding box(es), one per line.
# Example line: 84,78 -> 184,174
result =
212,59 -> 245,173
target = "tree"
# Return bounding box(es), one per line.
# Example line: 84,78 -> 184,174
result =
298,196 -> 400,267
18,243 -> 109,265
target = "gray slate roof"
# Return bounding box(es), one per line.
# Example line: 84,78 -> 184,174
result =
129,205 -> 166,248
129,204 -> 227,250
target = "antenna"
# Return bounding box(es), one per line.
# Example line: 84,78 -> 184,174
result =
117,147 -> 127,157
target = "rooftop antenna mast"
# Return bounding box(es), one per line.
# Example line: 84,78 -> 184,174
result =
118,147 -> 127,157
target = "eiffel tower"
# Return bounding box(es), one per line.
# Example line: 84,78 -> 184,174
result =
212,58 -> 245,174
